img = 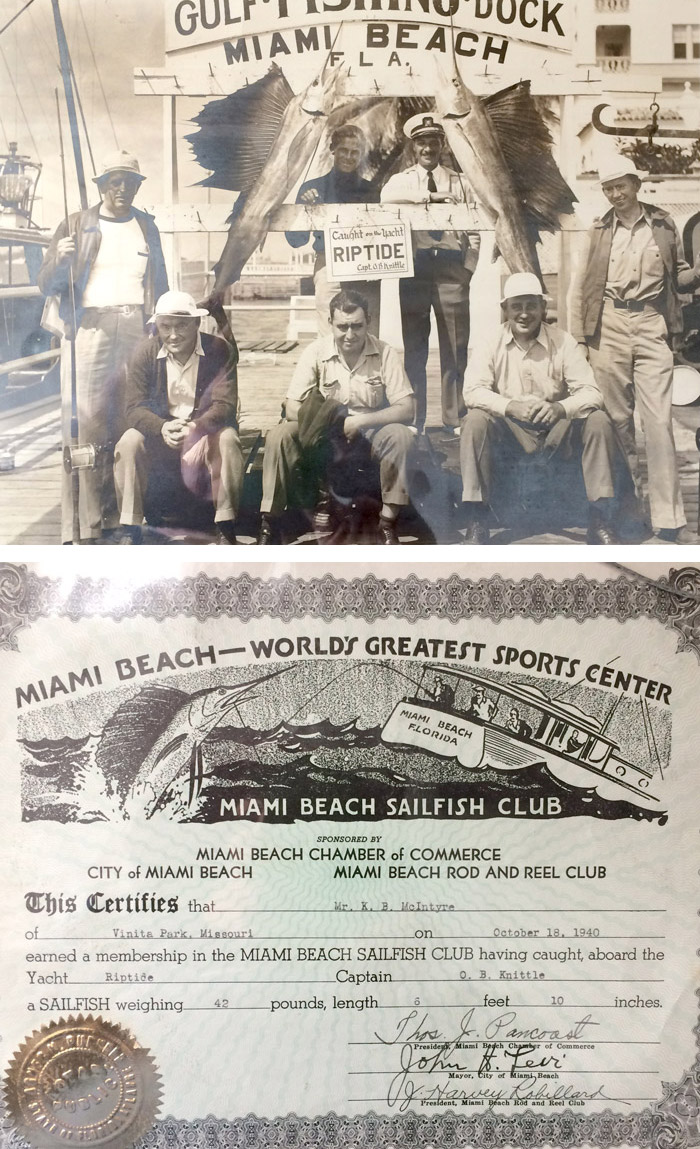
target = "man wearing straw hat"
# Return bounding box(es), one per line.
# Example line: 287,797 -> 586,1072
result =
570,155 -> 700,542
459,272 -> 621,545
38,150 -> 168,544
380,112 -> 480,434
113,291 -> 244,545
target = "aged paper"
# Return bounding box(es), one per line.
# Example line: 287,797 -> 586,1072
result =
0,559 -> 698,1146
2,0 -> 699,545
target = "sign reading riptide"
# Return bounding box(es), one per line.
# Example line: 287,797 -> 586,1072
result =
325,222 -> 413,281
166,0 -> 572,59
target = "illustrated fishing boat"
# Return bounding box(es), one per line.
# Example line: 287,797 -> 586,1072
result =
381,665 -> 661,806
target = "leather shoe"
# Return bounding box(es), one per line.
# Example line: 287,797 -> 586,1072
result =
655,527 -> 685,543
256,515 -> 278,545
462,520 -> 490,545
377,516 -> 400,545
215,521 -> 238,545
586,521 -> 618,545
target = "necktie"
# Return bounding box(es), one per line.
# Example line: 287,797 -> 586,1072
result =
426,171 -> 443,241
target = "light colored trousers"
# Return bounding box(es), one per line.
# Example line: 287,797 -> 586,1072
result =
260,420 -> 415,514
60,307 -> 145,543
114,426 -> 244,525
460,410 -> 618,505
588,301 -> 685,530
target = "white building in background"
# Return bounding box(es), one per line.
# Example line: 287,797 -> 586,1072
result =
569,0 -> 700,248
574,0 -> 699,88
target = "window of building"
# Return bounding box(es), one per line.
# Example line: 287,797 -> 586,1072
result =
595,24 -> 631,69
673,24 -> 700,60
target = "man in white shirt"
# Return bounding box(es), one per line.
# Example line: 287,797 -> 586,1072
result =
258,289 -> 415,544
38,151 -> 168,544
113,292 -> 244,544
380,113 -> 480,432
460,273 -> 621,545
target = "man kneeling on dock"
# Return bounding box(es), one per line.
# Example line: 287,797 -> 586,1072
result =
459,273 -> 623,545
113,291 -> 244,543
258,290 -> 416,545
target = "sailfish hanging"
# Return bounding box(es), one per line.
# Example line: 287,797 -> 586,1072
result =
188,63 -> 576,287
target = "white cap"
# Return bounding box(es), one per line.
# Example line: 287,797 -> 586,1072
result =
500,272 -> 547,304
94,150 -> 145,184
403,112 -> 446,140
149,291 -> 209,324
598,155 -> 647,185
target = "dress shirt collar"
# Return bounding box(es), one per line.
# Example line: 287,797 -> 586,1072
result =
415,163 -> 446,186
319,331 -> 381,367
611,204 -> 652,232
157,331 -> 204,362
503,321 -> 550,352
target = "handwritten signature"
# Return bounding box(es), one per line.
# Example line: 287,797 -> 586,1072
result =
374,1008 -> 617,1112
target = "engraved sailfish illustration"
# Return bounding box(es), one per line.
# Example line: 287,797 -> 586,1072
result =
95,668 -> 291,818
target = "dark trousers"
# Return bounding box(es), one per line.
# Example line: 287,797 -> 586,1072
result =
399,250 -> 471,429
460,409 -> 618,507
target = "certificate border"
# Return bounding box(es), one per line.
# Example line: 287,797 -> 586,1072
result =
1,563 -> 700,661
1,561 -> 699,1148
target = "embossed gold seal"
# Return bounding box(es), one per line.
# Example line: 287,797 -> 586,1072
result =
3,1015 -> 161,1148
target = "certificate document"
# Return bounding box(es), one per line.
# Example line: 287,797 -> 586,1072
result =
0,559 -> 698,1149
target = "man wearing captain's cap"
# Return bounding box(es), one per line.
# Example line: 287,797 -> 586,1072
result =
38,150 -> 168,544
381,112 -> 480,433
570,154 -> 700,542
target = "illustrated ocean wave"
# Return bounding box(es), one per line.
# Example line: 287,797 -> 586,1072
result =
211,717 -> 382,750
19,719 -> 666,825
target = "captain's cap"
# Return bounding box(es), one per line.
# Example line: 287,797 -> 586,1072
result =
94,150 -> 145,184
403,112 -> 446,140
598,155 -> 647,185
149,290 -> 209,324
500,272 -> 548,304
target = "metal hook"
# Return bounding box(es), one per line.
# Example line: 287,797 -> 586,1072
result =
592,102 -> 700,140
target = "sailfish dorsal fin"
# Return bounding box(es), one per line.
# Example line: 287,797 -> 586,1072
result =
186,65 -> 295,194
482,81 -> 577,232
97,684 -> 190,797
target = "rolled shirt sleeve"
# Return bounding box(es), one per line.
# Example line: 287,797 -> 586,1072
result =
286,341 -> 324,406
378,341 -> 414,406
380,170 -> 422,204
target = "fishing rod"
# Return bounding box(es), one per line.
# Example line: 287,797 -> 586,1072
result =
51,0 -> 101,542
55,88 -> 82,546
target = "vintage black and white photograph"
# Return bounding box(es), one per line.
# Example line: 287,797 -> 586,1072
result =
0,0 -> 699,546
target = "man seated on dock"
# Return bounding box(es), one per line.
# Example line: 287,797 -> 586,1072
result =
459,273 -> 623,545
257,289 -> 416,545
113,291 -> 244,544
